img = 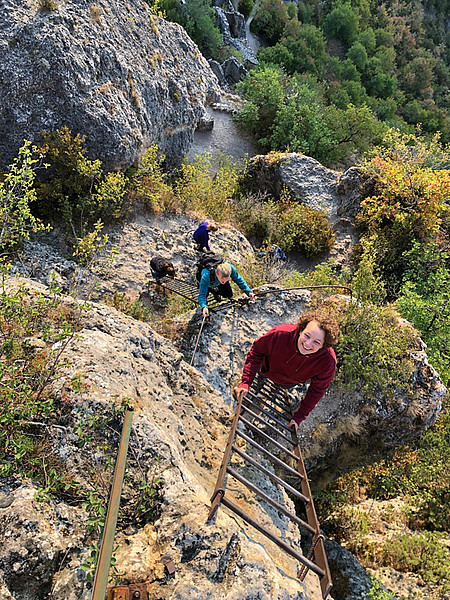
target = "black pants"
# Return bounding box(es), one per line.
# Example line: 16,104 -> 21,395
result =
213,282 -> 233,299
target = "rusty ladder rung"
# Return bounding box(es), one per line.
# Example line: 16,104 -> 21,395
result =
208,383 -> 332,599
243,395 -> 293,432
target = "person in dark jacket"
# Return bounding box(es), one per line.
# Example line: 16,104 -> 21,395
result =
234,310 -> 339,430
193,221 -> 218,252
150,256 -> 176,283
198,262 -> 255,317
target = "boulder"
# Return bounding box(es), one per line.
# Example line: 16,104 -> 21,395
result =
0,0 -> 220,170
223,56 -> 248,85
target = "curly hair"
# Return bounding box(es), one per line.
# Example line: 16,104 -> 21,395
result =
296,310 -> 339,348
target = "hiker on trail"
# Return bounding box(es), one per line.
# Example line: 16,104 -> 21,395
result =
197,258 -> 255,317
234,310 -> 339,431
193,221 -> 218,253
150,255 -> 176,283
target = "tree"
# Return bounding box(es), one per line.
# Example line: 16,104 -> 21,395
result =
183,0 -> 222,57
235,66 -> 286,143
251,0 -> 289,45
356,147 -> 450,288
269,84 -> 337,164
347,42 -> 368,72
325,104 -> 386,163
323,3 -> 359,47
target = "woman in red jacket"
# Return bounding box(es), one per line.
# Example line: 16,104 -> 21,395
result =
234,310 -> 339,431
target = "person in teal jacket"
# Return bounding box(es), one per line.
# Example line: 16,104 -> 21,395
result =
198,262 -> 255,317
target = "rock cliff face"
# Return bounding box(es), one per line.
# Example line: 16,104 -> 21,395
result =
0,0 -> 220,170
0,279 -> 322,600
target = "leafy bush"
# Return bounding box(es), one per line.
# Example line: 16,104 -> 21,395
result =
35,127 -> 128,240
395,242 -> 450,386
274,198 -> 335,256
382,531 -> 450,591
105,291 -> 151,322
0,141 -> 50,253
251,0 -> 289,45
238,0 -> 254,19
132,146 -> 176,213
233,194 -> 279,241
0,268 -> 79,492
175,152 -> 241,220
356,140 -> 450,289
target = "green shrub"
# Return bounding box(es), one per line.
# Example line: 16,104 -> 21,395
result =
35,127 -> 128,240
104,291 -> 151,322
0,141 -> 50,253
366,578 -> 396,600
214,45 -> 245,65
382,531 -> 450,591
232,194 -> 278,241
175,152 -> 241,220
238,0 -> 254,19
274,196 -> 335,256
132,145 -> 176,213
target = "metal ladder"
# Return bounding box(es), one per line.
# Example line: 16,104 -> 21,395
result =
207,377 -> 332,599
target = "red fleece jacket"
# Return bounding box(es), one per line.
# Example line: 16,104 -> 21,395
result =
240,323 -> 336,425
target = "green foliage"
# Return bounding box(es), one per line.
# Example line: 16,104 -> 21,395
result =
38,0 -> 57,9
183,0 -> 222,57
238,0 -> 254,19
357,145 -> 450,290
251,0 -> 289,45
259,22 -> 327,78
395,243 -> 450,386
268,86 -> 337,164
274,195 -> 335,256
175,152 -> 241,221
382,531 -> 450,591
72,220 -> 109,267
132,145 -> 176,213
323,3 -> 359,47
347,42 -> 368,72
233,194 -> 279,241
322,251 -> 419,399
366,578 -> 396,600
214,45 -> 244,65
0,141 -> 50,253
105,291 -> 151,322
0,267 -> 78,492
35,127 -> 127,240
235,65 -> 286,143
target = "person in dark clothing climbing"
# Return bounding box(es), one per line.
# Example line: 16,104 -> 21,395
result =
234,310 -> 339,431
198,262 -> 255,317
150,255 -> 176,283
193,221 -> 218,252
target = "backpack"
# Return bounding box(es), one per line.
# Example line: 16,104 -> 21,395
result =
269,244 -> 287,262
195,253 -> 224,283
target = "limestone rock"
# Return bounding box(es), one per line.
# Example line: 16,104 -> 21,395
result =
0,277 -> 323,599
0,0 -> 220,170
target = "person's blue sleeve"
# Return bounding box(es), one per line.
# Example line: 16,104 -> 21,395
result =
198,269 -> 211,309
230,265 -> 252,295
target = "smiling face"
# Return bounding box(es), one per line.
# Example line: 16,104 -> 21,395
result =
297,320 -> 325,355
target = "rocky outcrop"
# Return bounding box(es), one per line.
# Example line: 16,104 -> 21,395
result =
0,277 -> 322,600
0,0 -> 220,170
240,153 -> 364,267
214,6 -> 258,68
